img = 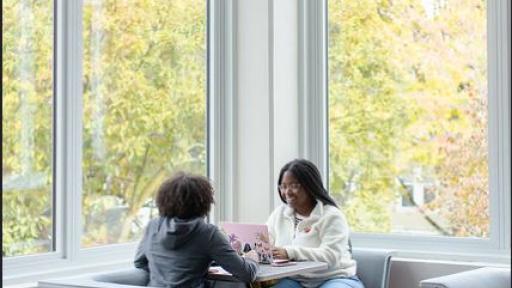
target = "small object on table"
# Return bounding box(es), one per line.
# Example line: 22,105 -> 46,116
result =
271,259 -> 296,267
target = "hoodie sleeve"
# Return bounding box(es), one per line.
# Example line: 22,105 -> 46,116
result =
134,222 -> 150,272
207,227 -> 259,283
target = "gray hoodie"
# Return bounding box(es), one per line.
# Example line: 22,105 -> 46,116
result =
134,217 -> 259,287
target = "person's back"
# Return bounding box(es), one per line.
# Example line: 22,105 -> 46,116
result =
134,172 -> 258,288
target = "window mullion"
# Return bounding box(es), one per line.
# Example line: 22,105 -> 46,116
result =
496,0 -> 511,251
298,0 -> 328,183
55,0 -> 83,261
209,0 -> 238,223
487,0 -> 511,251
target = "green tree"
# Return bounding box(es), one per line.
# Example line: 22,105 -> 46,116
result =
81,0 -> 206,246
2,0 -> 207,255
328,0 -> 411,232
2,0 -> 53,256
328,0 -> 488,237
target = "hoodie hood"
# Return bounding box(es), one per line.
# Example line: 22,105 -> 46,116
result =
156,217 -> 203,250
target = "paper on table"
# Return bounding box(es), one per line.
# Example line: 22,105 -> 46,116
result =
271,261 -> 297,267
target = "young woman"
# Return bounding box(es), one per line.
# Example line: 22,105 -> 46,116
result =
134,172 -> 259,287
267,159 -> 364,288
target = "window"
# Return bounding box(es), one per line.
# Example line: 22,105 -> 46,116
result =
2,0 -> 54,257
300,0 -> 509,258
81,0 -> 207,248
3,0 -> 209,281
328,0 -> 489,238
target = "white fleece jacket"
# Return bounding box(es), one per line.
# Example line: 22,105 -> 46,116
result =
266,202 -> 356,287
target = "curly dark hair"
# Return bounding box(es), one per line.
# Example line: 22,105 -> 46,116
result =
156,172 -> 214,219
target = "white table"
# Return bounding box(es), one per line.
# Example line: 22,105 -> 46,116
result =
208,261 -> 328,282
37,262 -> 328,288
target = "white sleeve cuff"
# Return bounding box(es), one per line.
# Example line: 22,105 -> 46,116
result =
284,246 -> 296,260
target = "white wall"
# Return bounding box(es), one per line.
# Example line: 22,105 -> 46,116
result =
236,0 -> 273,223
272,0 -> 299,209
235,0 -> 300,222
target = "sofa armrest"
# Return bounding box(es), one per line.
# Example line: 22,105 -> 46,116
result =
419,267 -> 511,288
352,249 -> 394,288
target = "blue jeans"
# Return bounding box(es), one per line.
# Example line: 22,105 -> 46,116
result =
272,276 -> 364,288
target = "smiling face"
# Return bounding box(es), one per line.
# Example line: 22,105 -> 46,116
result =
279,171 -> 316,215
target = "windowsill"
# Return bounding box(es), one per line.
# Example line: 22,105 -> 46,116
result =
390,256 -> 511,268
355,246 -> 511,265
3,258 -> 132,288
351,232 -> 511,264
3,282 -> 38,288
390,253 -> 511,268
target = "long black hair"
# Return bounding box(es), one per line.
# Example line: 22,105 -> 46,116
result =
277,159 -> 338,207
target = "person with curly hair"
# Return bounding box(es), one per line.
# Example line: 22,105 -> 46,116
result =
134,172 -> 259,287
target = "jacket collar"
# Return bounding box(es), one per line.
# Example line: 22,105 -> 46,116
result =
283,201 -> 324,221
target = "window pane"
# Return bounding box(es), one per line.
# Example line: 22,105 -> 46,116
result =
328,0 -> 488,237
81,0 -> 207,247
2,0 -> 54,256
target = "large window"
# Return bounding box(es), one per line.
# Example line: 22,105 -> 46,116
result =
328,0 -> 489,238
81,0 -> 207,248
2,0 -> 54,257
3,0 -> 207,267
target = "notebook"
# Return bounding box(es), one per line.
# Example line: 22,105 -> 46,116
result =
221,222 -> 274,264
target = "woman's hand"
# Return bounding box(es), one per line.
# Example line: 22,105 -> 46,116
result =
271,247 -> 289,260
243,250 -> 260,262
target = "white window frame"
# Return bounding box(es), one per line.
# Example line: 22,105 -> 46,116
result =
2,0 -> 226,285
301,0 -> 511,263
209,0 -> 238,224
